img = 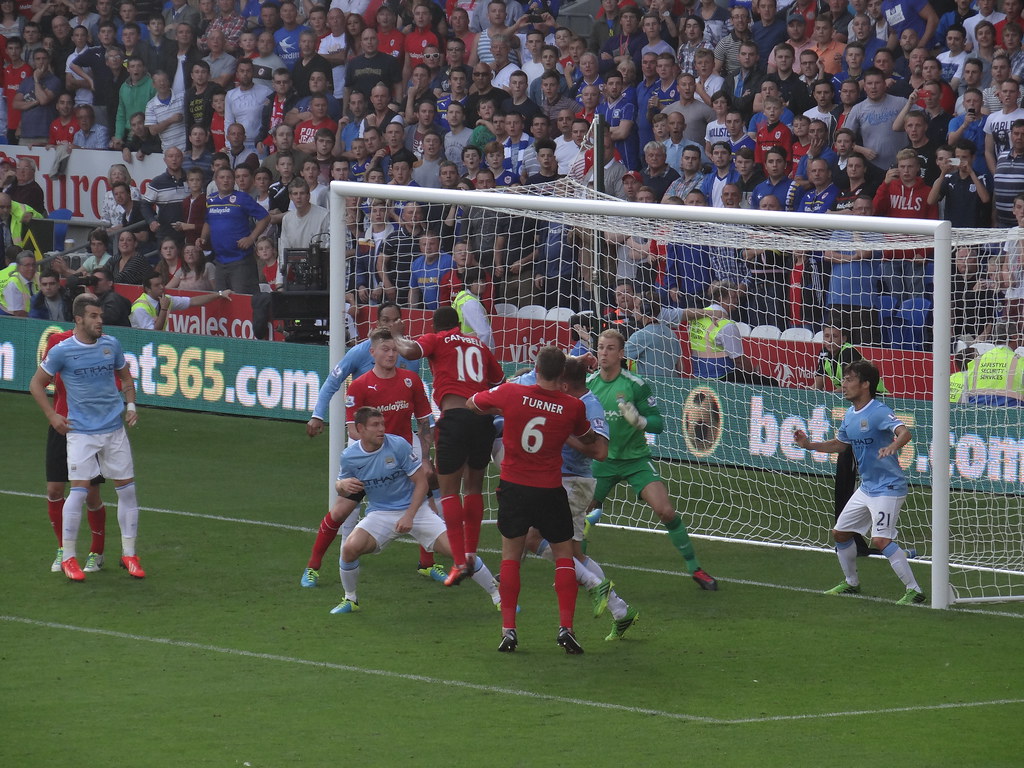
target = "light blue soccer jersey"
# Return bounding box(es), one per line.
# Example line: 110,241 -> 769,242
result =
511,370 -> 608,477
339,433 -> 419,511
41,334 -> 127,435
836,398 -> 908,497
311,338 -> 419,421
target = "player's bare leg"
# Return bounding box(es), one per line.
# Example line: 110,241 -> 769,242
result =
417,461 -> 446,581
641,480 -> 717,591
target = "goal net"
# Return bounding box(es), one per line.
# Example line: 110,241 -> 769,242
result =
329,142 -> 1024,607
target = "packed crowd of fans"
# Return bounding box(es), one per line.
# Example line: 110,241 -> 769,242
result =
0,0 -> 1021,348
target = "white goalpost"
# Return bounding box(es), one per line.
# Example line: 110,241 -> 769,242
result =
328,174 -> 1024,610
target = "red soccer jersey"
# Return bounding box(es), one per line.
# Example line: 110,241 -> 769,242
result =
4,62 -> 31,130
345,368 -> 431,443
470,382 -> 590,488
44,330 -> 73,417
378,29 -> 405,60
415,330 -> 503,406
404,29 -> 439,69
49,117 -> 79,146
755,120 -> 793,166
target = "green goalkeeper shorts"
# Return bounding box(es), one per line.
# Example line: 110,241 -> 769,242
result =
592,457 -> 662,505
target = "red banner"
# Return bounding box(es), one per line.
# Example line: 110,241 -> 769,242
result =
113,284 -> 261,339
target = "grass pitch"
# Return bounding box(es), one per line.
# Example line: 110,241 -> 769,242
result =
2,391 -> 1023,767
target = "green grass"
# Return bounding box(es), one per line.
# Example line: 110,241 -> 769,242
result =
2,391 -> 1023,767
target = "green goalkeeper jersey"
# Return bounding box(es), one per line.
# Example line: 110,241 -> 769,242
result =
586,368 -> 665,462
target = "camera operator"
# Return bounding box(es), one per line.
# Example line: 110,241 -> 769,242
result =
65,266 -> 131,327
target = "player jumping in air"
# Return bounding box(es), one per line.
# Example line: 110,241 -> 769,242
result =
394,306 -> 505,587
794,359 -> 926,605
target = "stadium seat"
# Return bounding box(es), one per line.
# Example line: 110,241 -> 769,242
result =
515,304 -> 548,320
49,208 -> 73,249
886,319 -> 925,351
493,302 -> 518,317
545,307 -> 574,323
749,324 -> 782,339
779,327 -> 814,341
733,321 -> 752,336
875,294 -> 899,324
897,297 -> 932,328
811,330 -> 825,343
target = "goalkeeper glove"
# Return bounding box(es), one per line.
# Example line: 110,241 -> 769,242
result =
618,400 -> 647,431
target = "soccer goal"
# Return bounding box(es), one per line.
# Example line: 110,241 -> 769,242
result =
328,169 -> 1024,609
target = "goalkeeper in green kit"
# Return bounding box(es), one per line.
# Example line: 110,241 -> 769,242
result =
585,329 -> 718,590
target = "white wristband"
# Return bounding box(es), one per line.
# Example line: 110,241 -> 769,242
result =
126,403 -> 136,412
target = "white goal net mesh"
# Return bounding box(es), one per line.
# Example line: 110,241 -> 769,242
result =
337,135 -> 1024,604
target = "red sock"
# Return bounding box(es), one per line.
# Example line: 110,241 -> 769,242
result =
418,546 -> 434,568
463,493 -> 484,557
554,558 -> 578,629
47,498 -> 63,544
88,506 -> 106,554
308,514 -> 342,570
499,559 -> 520,629
441,495 -> 466,568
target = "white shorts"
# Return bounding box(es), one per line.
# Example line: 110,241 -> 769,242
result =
835,487 -> 905,541
562,476 -> 596,541
66,427 -> 134,482
354,500 -> 447,553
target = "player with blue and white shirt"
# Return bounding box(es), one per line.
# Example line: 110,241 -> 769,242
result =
304,302 -> 438,583
328,407 -> 500,615
517,358 -> 639,641
794,359 -> 925,605
29,294 -> 146,582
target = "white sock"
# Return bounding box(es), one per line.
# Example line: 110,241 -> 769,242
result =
470,557 -> 500,602
115,482 -> 139,557
575,557 -> 601,589
339,560 -> 360,602
883,542 -> 920,591
580,556 -> 607,580
338,506 -> 361,574
836,539 -> 859,586
607,591 -> 628,620
61,487 -> 87,560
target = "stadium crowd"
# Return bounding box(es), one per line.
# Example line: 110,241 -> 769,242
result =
0,0 -> 1021,351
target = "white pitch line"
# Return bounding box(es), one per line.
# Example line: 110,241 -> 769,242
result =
4,488 -> 1024,621
0,615 -> 717,724
4,615 -> 1023,726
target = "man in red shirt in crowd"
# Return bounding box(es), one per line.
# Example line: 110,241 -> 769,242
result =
40,329 -> 108,575
3,36 -> 32,143
873,147 -> 938,302
300,327 -> 435,587
468,346 -> 601,654
395,306 -> 504,587
48,92 -> 79,146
